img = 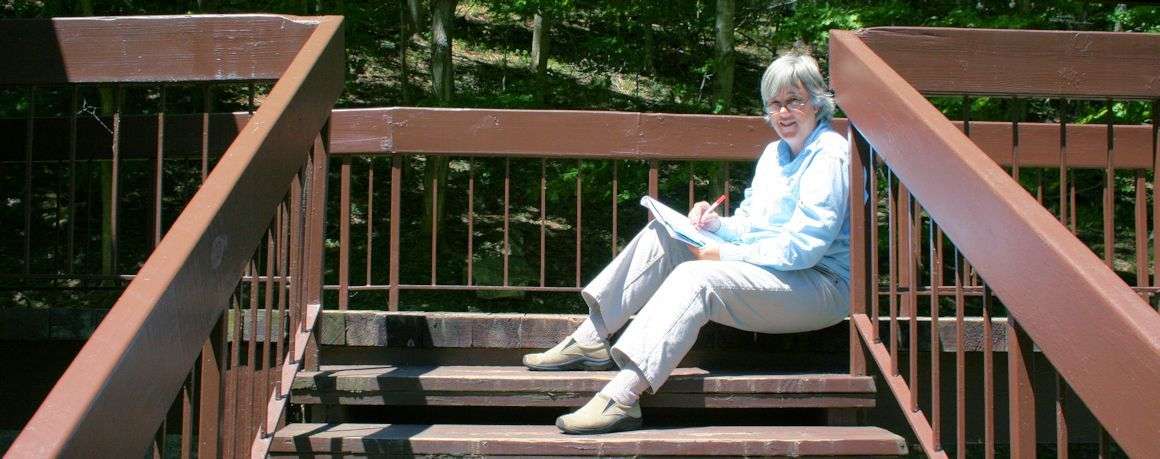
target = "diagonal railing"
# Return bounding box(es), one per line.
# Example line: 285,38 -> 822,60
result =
5,15 -> 344,457
832,27 -> 1160,457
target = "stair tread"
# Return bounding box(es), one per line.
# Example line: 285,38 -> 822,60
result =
297,365 -> 875,393
270,423 -> 908,456
292,365 -> 876,409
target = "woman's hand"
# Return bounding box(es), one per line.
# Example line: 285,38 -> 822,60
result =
687,201 -> 722,231
686,243 -> 721,260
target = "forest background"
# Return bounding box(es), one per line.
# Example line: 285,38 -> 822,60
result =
1,1 -> 1158,313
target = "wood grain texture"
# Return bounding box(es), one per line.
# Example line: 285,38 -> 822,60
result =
857,27 -> 1160,99
4,110 -> 1154,170
0,15 -> 317,84
289,365 -> 876,409
270,423 -> 908,456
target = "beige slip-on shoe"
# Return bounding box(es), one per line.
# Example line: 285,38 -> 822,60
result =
556,393 -> 643,434
522,337 -> 615,371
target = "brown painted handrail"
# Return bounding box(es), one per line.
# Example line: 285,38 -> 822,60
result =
831,29 -> 1160,457
2,110 -> 1157,169
855,27 -> 1160,99
5,15 -> 345,457
0,15 -> 315,84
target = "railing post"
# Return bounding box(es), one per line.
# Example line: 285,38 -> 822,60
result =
389,153 -> 402,311
1008,315 -> 1036,459
848,125 -> 870,377
303,125 -> 330,372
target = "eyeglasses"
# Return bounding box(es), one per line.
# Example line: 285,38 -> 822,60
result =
766,97 -> 808,113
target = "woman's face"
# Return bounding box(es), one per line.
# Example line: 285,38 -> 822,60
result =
766,82 -> 818,153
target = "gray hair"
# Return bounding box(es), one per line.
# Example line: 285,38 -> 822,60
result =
759,52 -> 835,123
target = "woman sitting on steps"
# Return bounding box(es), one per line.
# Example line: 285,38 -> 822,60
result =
523,50 -> 852,435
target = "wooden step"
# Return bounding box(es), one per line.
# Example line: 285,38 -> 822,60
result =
269,423 -> 908,457
319,311 -> 853,370
293,365 -> 876,409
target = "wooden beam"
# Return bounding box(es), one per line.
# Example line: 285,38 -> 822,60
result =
832,29 -> 1160,457
0,15 -> 316,84
857,27 -> 1160,99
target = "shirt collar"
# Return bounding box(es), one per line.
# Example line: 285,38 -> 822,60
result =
777,120 -> 832,162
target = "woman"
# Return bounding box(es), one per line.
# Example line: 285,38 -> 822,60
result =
523,51 -> 851,434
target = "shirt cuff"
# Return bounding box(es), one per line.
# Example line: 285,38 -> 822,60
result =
713,218 -> 742,241
718,243 -> 747,262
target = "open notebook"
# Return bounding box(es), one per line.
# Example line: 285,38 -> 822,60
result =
640,196 -> 727,248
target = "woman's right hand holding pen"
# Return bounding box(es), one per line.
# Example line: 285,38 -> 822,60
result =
688,194 -> 726,231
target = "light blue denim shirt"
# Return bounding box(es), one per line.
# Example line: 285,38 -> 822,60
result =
715,121 -> 850,284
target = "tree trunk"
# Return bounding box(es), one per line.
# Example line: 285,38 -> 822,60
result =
713,0 -> 735,114
431,0 -> 456,105
425,0 -> 457,238
531,10 -> 551,104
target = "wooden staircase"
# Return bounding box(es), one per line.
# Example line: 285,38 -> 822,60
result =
269,311 -> 908,457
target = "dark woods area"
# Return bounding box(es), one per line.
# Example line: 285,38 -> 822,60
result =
1,1 -> 1157,313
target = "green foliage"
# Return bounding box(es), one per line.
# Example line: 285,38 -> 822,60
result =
2,1 -> 1158,311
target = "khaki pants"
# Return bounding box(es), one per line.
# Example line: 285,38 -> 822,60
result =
582,220 -> 849,392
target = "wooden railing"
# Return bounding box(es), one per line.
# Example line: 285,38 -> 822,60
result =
4,20 -> 1159,458
832,27 -> 1160,457
4,15 -> 344,458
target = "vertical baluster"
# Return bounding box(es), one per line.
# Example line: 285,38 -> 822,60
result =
540,159 -> 547,287
1059,99 -> 1071,229
847,126 -> 869,377
339,156 -> 351,308
869,151 -> 880,343
1058,370 -> 1070,459
908,198 -> 919,413
648,160 -> 659,199
467,160 -> 474,286
1057,99 -> 1073,459
503,158 -> 510,287
1011,97 -> 1022,183
180,369 -> 194,459
1036,169 -> 1044,205
226,289 -> 243,458
431,156 -> 440,286
575,159 -> 582,287
24,87 -> 35,275
1104,99 -> 1115,267
954,249 -> 965,459
261,216 -> 277,440
1152,99 -> 1160,311
201,85 -> 212,181
366,159 -> 375,286
887,172 -> 899,376
389,155 -> 402,310
930,222 -> 942,452
109,85 -> 123,282
612,161 -> 619,256
153,86 -> 166,247
243,258 -> 260,454
275,201 -> 289,405
67,86 -> 78,273
1150,97 -> 1160,312
1009,316 -> 1036,458
197,306 -> 227,457
303,132 -> 328,370
983,285 -> 995,459
1134,168 -> 1148,299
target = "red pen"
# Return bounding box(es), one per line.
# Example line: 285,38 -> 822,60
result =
696,194 -> 727,228
704,194 -> 727,215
